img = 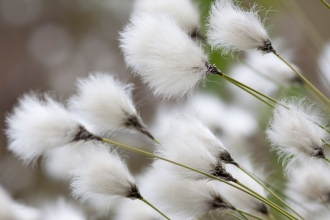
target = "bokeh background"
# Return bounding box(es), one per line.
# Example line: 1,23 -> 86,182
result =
0,0 -> 329,219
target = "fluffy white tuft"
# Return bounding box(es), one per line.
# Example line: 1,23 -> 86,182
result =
120,13 -> 211,99
207,0 -> 271,54
70,142 -> 137,206
42,197 -> 86,220
142,165 -> 232,220
5,92 -> 81,164
156,112 -> 235,181
133,0 -> 200,34
266,97 -> 329,173
69,72 -> 139,136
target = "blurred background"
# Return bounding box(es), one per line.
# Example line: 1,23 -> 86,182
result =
0,0 -> 329,219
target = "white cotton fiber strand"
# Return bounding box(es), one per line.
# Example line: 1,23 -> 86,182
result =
266,98 -> 328,172
5,92 -> 81,164
69,72 -> 141,136
207,0 -> 272,54
120,13 -> 215,99
133,0 -> 200,34
70,143 -> 138,206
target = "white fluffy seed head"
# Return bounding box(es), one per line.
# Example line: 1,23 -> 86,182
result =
120,13 -> 211,99
133,0 -> 200,35
70,143 -> 138,206
69,72 -> 141,136
42,197 -> 86,220
266,98 -> 328,173
156,112 -> 236,181
207,0 -> 272,54
5,92 -> 81,164
143,166 -> 233,220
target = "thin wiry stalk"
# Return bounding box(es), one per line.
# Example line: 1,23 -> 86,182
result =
237,209 -> 266,220
238,166 -> 304,220
100,138 -> 298,220
226,211 -> 243,220
274,53 -> 330,106
321,0 -> 330,9
140,197 -> 170,220
221,75 -> 275,108
221,73 -> 284,107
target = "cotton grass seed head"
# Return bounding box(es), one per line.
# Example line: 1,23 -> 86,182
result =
5,92 -> 96,164
207,0 -> 273,54
156,113 -> 236,182
69,72 -> 154,140
266,97 -> 328,172
133,0 -> 201,38
70,143 -> 140,206
143,167 -> 235,220
120,13 -> 220,99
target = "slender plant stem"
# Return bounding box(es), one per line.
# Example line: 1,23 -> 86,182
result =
222,74 -> 281,106
274,53 -> 330,106
226,211 -> 243,220
222,75 -> 275,108
239,166 -> 304,220
235,182 -> 298,220
318,195 -> 330,210
322,139 -> 330,148
140,198 -> 170,220
324,157 -> 330,163
237,209 -> 265,220
321,0 -> 330,9
101,138 -> 297,220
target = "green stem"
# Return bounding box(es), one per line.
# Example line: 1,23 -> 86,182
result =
324,157 -> 330,163
274,53 -> 330,106
140,198 -> 170,220
222,74 -> 281,106
222,75 -> 275,108
226,211 -> 243,220
226,201 -> 249,220
322,139 -> 330,148
239,166 -> 304,220
101,138 -> 297,220
321,0 -> 330,9
237,209 -> 265,220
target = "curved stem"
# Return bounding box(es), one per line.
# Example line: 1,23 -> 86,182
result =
237,209 -> 265,220
321,0 -> 330,9
226,211 -> 243,220
274,53 -> 330,106
140,197 -> 170,220
239,166 -> 304,220
101,138 -> 297,220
